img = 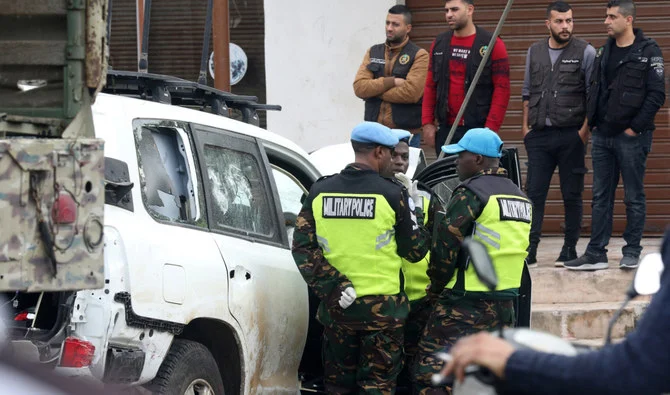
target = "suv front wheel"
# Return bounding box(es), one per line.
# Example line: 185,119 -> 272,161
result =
147,339 -> 225,395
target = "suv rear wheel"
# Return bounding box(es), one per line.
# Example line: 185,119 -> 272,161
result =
146,339 -> 225,395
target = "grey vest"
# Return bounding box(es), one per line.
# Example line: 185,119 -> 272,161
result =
528,38 -> 588,130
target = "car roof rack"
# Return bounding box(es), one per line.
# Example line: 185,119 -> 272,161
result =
103,70 -> 281,127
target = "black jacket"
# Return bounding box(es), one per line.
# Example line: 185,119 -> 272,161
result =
587,29 -> 665,134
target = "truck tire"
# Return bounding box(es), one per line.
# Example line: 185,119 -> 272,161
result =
146,339 -> 225,395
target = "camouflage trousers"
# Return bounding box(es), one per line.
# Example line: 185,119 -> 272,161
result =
322,323 -> 404,394
397,297 -> 433,390
411,291 -> 515,395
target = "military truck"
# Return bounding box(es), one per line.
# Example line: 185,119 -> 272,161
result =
0,0 -> 108,293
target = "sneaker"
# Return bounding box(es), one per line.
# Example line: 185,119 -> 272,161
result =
619,255 -> 639,270
564,254 -> 609,271
525,248 -> 538,268
555,246 -> 577,267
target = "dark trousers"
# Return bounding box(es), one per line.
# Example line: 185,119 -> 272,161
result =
411,291 -> 514,394
397,297 -> 432,390
586,130 -> 653,259
434,125 -> 468,157
322,323 -> 404,394
524,126 -> 586,249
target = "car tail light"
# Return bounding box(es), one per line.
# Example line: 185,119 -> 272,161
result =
51,191 -> 77,224
60,337 -> 95,368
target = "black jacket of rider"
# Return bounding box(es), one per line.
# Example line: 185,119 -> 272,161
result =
503,227 -> 670,395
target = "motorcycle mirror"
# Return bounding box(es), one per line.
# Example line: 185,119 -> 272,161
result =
606,252 -> 664,345
633,253 -> 664,296
462,237 -> 498,291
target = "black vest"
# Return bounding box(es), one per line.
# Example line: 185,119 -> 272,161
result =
364,41 -> 423,129
587,33 -> 656,132
432,26 -> 494,126
528,38 -> 588,130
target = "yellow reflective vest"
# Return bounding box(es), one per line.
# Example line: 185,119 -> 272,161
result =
313,192 -> 403,297
446,175 -> 531,293
402,193 -> 431,301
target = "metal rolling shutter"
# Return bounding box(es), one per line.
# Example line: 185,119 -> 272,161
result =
109,0 -> 138,72
108,0 -> 267,127
406,0 -> 670,236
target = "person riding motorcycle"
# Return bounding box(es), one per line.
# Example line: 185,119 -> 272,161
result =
441,227 -> 670,395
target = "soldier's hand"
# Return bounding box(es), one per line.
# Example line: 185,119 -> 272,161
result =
394,78 -> 406,87
422,124 -> 437,147
395,172 -> 412,190
394,173 -> 421,208
338,287 -> 357,309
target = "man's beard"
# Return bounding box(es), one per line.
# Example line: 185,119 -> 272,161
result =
449,19 -> 467,32
387,33 -> 406,44
551,30 -> 572,44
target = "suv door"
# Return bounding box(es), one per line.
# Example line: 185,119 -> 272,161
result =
125,120 -> 227,324
191,124 -> 308,393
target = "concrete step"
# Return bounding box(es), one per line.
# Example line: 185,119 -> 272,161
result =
530,266 -> 638,304
531,300 -> 649,340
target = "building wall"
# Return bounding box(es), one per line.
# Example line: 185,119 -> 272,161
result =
264,0 -> 397,153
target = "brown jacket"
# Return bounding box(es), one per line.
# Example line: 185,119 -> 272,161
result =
353,36 -> 429,131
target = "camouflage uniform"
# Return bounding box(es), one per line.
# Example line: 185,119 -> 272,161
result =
411,168 -> 517,394
398,198 -> 442,390
293,163 -> 430,394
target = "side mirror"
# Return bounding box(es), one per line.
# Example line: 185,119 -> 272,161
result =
633,253 -> 664,296
462,237 -> 498,291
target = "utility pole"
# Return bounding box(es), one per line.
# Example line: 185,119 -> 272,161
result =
437,0 -> 515,159
212,0 -> 231,91
137,0 -> 144,70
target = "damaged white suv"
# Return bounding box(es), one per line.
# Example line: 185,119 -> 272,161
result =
2,72 -> 324,394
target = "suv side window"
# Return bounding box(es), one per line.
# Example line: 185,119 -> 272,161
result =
133,120 -> 206,227
192,124 -> 283,246
271,166 -> 308,245
203,146 -> 273,235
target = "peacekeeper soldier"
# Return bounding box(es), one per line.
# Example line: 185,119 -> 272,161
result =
411,128 -> 532,394
385,129 -> 444,390
292,121 -> 430,394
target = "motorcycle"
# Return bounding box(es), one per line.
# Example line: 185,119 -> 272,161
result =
431,237 -> 664,394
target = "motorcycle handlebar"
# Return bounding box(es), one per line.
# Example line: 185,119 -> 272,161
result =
431,352 -> 497,387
